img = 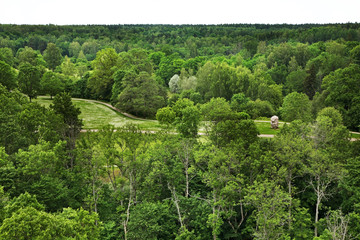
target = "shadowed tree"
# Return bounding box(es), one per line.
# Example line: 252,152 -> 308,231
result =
43,43 -> 62,70
18,63 -> 41,102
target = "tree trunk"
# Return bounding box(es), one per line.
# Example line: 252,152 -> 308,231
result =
169,184 -> 184,229
288,174 -> 292,231
315,181 -> 321,237
185,163 -> 189,198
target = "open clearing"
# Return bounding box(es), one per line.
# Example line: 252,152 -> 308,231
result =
34,96 -> 162,130
34,96 -> 359,139
35,96 -> 283,135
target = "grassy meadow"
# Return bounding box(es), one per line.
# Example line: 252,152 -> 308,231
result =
34,96 -> 293,136
34,96 -> 162,130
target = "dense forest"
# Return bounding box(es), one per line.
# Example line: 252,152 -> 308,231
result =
0,23 -> 360,239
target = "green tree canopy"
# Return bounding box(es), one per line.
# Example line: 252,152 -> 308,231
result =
88,48 -> 119,100
18,63 -> 41,102
41,71 -> 65,99
116,71 -> 167,118
0,60 -> 17,90
281,92 -> 312,122
43,43 -> 62,70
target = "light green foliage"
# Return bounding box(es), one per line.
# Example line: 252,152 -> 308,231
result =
169,74 -> 180,93
43,43 -> 62,70
178,69 -> 197,91
118,48 -> 154,74
15,141 -> 63,179
61,55 -> 77,77
0,206 -> 61,240
4,192 -> 45,218
245,180 -> 291,240
350,45 -> 360,64
245,99 -> 275,119
58,207 -> 101,239
69,41 -> 81,58
17,46 -> 46,67
196,61 -> 253,101
81,39 -> 100,60
156,106 -> 176,127
281,92 -> 312,122
291,207 -> 313,239
176,105 -> 201,138
0,205 -> 101,240
0,60 -> 17,90
167,98 -> 201,138
41,71 -> 65,98
200,97 -> 232,123
88,48 -> 119,100
0,47 -> 15,66
157,54 -> 184,86
257,83 -> 283,110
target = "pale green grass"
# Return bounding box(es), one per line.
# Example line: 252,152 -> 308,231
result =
34,97 -> 358,138
34,96 -> 161,130
255,121 -> 286,135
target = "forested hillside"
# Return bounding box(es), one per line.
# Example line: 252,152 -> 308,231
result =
0,24 -> 360,239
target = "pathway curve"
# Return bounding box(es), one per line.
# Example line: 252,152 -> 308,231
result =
75,98 -> 359,141
73,98 -> 150,121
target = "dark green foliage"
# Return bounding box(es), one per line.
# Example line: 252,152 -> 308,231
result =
127,201 -> 177,240
1,23 -> 360,239
18,63 -> 42,102
116,71 -> 167,118
41,71 -> 64,98
50,92 -> 82,168
43,43 -> 62,70
71,72 -> 92,99
0,60 -> 17,90
322,64 -> 360,131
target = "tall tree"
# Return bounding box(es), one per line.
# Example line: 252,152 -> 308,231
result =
245,180 -> 291,239
43,43 -> 62,70
116,71 -> 167,118
50,92 -> 82,168
41,71 -> 64,99
88,48 -> 119,100
322,64 -> 360,131
18,63 -> 41,102
281,92 -> 312,122
0,60 -> 17,90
